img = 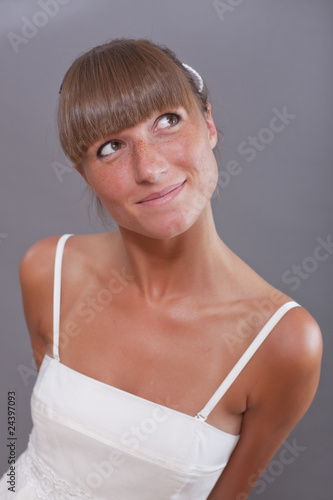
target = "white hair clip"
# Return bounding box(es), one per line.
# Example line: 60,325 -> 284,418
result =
182,63 -> 204,93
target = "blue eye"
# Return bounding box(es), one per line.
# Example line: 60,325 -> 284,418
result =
97,140 -> 122,158
156,113 -> 180,130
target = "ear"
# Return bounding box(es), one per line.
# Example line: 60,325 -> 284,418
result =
72,163 -> 93,190
205,102 -> 218,149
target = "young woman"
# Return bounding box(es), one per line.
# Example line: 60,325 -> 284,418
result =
0,38 -> 322,499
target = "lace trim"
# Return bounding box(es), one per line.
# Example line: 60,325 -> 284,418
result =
19,437 -> 91,499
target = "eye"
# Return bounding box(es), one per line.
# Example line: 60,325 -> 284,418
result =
97,140 -> 123,158
156,113 -> 181,130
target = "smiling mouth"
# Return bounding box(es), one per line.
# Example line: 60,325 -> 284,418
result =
136,180 -> 186,206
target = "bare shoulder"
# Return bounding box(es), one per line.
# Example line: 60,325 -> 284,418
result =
246,300 -> 323,426
232,260 -> 324,418
230,302 -> 322,482
207,298 -> 323,499
19,232 -> 119,367
19,235 -> 67,367
262,303 -> 323,375
232,252 -> 323,370
19,235 -> 64,309
19,231 -> 118,292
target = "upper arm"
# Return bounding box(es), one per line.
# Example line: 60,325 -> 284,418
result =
19,236 -> 60,370
208,306 -> 323,500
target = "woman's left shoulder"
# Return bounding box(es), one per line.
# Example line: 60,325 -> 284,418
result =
268,300 -> 323,372
246,295 -> 323,427
247,275 -> 323,372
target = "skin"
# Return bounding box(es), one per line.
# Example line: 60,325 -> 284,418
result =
19,101 -> 322,499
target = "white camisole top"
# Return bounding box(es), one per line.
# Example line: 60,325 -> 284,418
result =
0,234 -> 301,499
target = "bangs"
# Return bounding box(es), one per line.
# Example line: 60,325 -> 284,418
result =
58,39 -> 201,165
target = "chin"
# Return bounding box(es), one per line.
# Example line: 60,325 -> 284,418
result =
125,206 -> 206,240
109,184 -> 214,240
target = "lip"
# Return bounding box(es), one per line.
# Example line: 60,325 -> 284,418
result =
136,181 -> 186,206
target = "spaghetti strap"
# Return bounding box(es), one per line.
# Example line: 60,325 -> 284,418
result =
195,300 -> 302,421
53,234 -> 74,361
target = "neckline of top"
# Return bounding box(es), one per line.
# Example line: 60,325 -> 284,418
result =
41,353 -> 240,440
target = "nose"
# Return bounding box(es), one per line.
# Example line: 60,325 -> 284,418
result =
132,139 -> 168,183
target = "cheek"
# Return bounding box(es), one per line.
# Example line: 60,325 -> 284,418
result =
179,131 -> 218,182
168,133 -> 201,174
184,131 -> 219,205
87,166 -> 130,213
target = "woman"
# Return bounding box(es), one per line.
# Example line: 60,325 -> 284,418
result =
0,38 -> 322,499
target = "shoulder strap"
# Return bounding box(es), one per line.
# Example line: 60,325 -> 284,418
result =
53,234 -> 74,361
195,300 -> 301,421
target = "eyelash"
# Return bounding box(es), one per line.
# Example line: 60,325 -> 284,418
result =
97,140 -> 122,158
96,112 -> 181,158
158,113 -> 181,128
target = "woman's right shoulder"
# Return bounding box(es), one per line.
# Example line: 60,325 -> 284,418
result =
19,235 -> 71,359
19,235 -> 68,287
19,232 -> 117,298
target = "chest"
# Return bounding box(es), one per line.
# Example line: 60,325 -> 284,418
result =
45,292 -> 257,434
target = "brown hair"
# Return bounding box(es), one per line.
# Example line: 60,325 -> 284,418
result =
57,38 -> 208,166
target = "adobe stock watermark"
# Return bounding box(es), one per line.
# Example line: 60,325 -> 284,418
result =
52,157 -> 74,183
236,437 -> 307,499
222,289 -> 288,354
237,107 -> 296,162
7,0 -> 72,55
75,406 -> 170,496
187,106 -> 296,213
213,0 -> 245,22
282,235 -> 333,291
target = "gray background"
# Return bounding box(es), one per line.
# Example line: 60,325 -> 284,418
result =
0,0 -> 332,498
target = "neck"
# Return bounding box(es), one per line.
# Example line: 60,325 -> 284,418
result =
117,204 -> 231,303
